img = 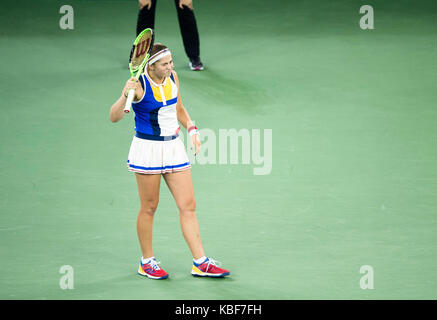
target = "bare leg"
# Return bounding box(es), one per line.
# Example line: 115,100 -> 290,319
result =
163,169 -> 205,260
135,173 -> 161,259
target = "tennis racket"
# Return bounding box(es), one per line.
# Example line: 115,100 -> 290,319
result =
124,28 -> 154,113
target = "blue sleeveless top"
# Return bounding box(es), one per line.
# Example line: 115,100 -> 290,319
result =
132,71 -> 180,137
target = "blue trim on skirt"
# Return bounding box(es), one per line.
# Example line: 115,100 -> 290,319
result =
135,131 -> 178,141
127,160 -> 190,171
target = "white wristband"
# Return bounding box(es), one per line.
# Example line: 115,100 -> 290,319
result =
189,129 -> 199,137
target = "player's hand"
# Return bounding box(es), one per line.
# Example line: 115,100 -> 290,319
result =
190,133 -> 201,156
139,0 -> 152,10
123,77 -> 140,98
179,0 -> 193,10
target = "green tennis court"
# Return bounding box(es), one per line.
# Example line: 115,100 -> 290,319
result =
1,0 -> 436,299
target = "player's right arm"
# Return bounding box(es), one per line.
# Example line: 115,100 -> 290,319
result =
110,78 -> 143,122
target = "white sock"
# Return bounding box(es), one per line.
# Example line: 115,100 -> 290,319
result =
193,256 -> 207,265
141,256 -> 155,264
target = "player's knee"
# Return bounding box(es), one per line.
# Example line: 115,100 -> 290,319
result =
139,201 -> 159,216
178,197 -> 196,214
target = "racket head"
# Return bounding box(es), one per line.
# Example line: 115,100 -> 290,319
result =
129,28 -> 154,76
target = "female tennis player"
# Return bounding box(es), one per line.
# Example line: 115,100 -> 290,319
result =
109,43 -> 230,279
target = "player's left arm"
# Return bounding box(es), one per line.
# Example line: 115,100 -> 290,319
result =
173,70 -> 200,155
173,70 -> 192,129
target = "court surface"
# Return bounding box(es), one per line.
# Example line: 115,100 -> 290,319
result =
1,0 -> 436,299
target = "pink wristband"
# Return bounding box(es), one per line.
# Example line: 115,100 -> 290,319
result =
188,126 -> 197,133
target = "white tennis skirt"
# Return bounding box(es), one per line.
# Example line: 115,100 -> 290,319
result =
127,135 -> 191,174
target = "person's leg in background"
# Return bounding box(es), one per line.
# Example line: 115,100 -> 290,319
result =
174,0 -> 204,70
137,0 -> 158,36
129,0 -> 157,65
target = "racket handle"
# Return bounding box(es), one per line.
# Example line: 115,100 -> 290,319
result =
124,89 -> 135,113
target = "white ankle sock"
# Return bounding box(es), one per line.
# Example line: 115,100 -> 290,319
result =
141,256 -> 155,264
193,256 -> 207,265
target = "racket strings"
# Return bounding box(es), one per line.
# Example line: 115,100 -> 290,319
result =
130,33 -> 153,71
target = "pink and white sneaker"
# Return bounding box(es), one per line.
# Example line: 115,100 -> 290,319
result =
138,258 -> 169,280
189,57 -> 204,71
191,258 -> 230,278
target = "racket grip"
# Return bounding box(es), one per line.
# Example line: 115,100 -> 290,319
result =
124,89 -> 135,113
